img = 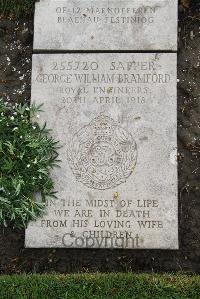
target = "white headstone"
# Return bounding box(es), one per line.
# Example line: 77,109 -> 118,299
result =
33,0 -> 178,51
25,53 -> 178,249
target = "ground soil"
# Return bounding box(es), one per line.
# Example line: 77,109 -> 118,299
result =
0,2 -> 200,274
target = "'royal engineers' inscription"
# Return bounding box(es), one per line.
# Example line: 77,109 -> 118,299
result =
34,0 -> 178,50
25,53 -> 178,249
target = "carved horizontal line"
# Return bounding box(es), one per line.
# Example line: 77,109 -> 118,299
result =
33,50 -> 177,54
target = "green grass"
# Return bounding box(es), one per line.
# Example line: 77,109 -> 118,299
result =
0,273 -> 199,299
0,0 -> 35,16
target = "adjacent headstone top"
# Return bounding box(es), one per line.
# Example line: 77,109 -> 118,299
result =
25,53 -> 178,249
34,0 -> 178,51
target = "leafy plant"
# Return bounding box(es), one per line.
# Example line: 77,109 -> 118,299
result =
0,100 -> 60,229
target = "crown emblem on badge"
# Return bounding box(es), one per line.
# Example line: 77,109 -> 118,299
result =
91,114 -> 113,138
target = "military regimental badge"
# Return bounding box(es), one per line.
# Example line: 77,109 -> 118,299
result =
67,114 -> 137,190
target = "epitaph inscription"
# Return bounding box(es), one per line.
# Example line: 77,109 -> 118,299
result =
25,53 -> 178,249
34,0 -> 178,50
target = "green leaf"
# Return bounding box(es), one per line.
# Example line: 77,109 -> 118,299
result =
0,197 -> 10,204
38,169 -> 48,175
4,141 -> 15,155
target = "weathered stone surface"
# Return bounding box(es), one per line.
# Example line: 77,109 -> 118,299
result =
33,0 -> 178,51
25,53 -> 178,249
